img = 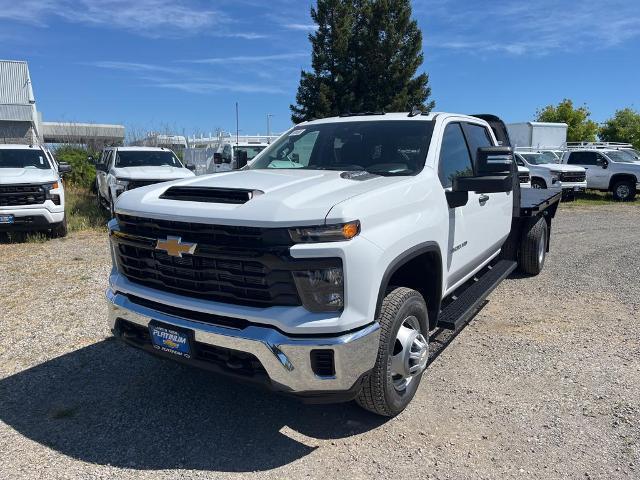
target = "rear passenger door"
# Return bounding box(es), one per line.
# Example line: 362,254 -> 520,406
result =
566,151 -> 607,188
461,122 -> 512,266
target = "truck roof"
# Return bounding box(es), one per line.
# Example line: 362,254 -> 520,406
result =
298,111 -> 452,125
0,144 -> 45,150
107,146 -> 174,152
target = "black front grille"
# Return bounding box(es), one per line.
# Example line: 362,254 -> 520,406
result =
0,184 -> 47,206
518,173 -> 530,184
560,172 -> 586,182
127,179 -> 171,190
112,215 -> 324,308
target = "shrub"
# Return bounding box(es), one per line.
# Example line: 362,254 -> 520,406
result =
55,146 -> 97,189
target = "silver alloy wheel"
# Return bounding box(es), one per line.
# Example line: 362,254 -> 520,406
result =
390,315 -> 429,392
538,228 -> 546,265
616,184 -> 630,200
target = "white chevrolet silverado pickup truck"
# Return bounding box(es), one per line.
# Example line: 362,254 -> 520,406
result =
94,146 -> 195,216
0,144 -> 71,237
106,112 -> 561,416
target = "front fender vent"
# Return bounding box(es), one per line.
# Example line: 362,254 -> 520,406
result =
160,186 -> 263,204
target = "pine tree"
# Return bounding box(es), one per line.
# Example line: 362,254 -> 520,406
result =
290,0 -> 434,124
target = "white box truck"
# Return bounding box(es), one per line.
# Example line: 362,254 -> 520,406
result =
507,122 -> 568,149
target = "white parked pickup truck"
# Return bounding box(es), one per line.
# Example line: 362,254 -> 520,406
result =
106,112 -> 561,416
561,147 -> 640,201
515,150 -> 587,196
0,144 -> 71,237
94,146 -> 195,216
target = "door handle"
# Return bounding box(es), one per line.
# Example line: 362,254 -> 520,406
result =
479,194 -> 490,205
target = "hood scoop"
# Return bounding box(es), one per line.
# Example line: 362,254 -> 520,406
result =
160,186 -> 263,204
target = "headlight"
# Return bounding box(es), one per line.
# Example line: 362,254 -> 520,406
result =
289,221 -> 360,243
114,178 -> 129,189
293,265 -> 344,312
42,182 -> 61,205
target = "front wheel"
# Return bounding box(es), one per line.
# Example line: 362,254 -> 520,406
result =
50,217 -> 68,238
531,178 -> 546,189
356,287 -> 429,417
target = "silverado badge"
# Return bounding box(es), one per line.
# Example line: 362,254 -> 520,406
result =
155,236 -> 197,257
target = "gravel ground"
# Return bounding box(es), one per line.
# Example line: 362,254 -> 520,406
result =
0,205 -> 638,480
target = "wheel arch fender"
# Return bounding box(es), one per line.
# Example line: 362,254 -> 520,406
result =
375,242 -> 443,331
608,173 -> 638,191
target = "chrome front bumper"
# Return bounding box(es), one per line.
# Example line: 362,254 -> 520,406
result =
106,289 -> 380,394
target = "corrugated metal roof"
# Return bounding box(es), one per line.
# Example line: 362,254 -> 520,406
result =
0,60 -> 34,105
41,122 -> 125,142
0,104 -> 33,121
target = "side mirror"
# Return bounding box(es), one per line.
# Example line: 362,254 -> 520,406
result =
186,164 -> 196,171
58,162 -> 72,175
476,146 -> 514,175
596,158 -> 608,169
453,175 -> 514,194
236,150 -> 248,169
213,152 -> 223,165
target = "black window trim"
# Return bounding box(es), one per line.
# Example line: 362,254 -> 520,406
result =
438,121 -> 476,189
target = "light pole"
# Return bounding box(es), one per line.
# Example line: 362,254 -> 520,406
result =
267,114 -> 273,139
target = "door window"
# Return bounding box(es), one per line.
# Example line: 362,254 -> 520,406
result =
567,151 -> 597,165
462,123 -> 493,163
438,123 -> 474,188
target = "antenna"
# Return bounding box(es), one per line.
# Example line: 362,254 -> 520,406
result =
408,106 -> 422,117
235,102 -> 239,145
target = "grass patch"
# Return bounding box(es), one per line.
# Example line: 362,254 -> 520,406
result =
65,186 -> 110,233
565,190 -> 639,207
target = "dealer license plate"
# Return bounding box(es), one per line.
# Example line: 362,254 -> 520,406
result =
148,322 -> 192,359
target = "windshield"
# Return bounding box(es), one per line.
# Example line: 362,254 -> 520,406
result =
248,120 -> 435,176
235,145 -> 266,161
0,149 -> 51,170
115,150 -> 183,168
519,152 -> 557,165
606,150 -> 637,163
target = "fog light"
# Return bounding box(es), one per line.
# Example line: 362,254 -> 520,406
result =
293,267 -> 344,312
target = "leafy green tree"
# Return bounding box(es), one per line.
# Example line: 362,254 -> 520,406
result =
600,108 -> 640,149
535,99 -> 599,142
290,0 -> 434,123
55,146 -> 97,189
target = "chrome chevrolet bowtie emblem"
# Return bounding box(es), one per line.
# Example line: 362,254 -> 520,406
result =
155,236 -> 197,257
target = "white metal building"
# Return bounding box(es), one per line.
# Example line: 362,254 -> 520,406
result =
0,59 -> 125,146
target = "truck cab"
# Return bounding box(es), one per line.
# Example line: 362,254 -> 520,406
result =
0,144 -> 71,237
206,141 -> 270,174
94,146 -> 195,216
105,112 -> 559,416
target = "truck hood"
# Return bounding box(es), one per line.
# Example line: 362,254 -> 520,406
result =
111,165 -> 195,180
115,169 -> 405,227
0,168 -> 58,185
535,164 -> 585,173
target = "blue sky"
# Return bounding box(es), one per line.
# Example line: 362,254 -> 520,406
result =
1,0 -> 639,137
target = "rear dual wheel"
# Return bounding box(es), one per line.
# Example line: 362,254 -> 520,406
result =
356,287 -> 429,417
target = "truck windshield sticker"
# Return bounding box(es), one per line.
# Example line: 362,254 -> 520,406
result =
289,129 -> 305,137
39,156 -> 44,165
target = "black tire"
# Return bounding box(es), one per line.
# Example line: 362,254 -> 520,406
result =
531,178 -> 546,189
611,180 -> 636,202
518,217 -> 548,275
356,287 -> 429,417
50,217 -> 68,238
